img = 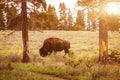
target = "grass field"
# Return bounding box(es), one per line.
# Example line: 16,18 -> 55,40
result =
0,30 -> 120,80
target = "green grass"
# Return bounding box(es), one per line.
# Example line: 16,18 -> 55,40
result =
0,30 -> 120,80
0,62 -> 120,80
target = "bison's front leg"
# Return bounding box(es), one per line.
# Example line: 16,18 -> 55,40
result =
48,50 -> 52,56
64,49 -> 69,56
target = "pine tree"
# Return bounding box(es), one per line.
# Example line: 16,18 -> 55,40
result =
67,9 -> 73,29
59,2 -> 67,29
21,0 -> 47,62
32,0 -> 47,11
47,5 -> 58,30
99,1 -> 108,63
6,4 -> 18,30
74,10 -> 85,30
21,0 -> 29,63
76,0 -> 98,31
0,2 -> 5,30
77,0 -> 108,63
29,0 -> 47,30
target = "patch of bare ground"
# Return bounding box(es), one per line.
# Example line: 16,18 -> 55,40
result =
31,71 -> 67,80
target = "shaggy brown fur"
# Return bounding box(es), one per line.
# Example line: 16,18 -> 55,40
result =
39,37 -> 70,57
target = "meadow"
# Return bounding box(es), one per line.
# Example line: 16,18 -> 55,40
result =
0,30 -> 120,80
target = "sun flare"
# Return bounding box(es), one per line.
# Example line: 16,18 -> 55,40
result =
106,2 -> 120,15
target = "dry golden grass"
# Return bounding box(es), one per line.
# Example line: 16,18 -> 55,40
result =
0,30 -> 120,62
0,30 -> 120,80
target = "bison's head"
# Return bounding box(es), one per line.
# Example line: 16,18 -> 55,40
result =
39,48 -> 48,57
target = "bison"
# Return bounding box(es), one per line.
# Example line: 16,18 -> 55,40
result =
39,37 -> 70,57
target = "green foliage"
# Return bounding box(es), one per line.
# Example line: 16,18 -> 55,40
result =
68,51 -> 74,58
28,1 -> 59,30
47,5 -> 59,30
65,51 -> 83,68
0,3 -> 22,30
59,2 -> 67,28
76,0 -> 98,31
67,9 -> 73,28
6,4 -> 19,30
33,0 -> 47,11
0,0 -> 52,31
75,10 -> 85,27
65,58 -> 83,68
74,10 -> 85,30
85,59 -> 93,69
12,63 -> 72,80
0,68 -> 46,80
14,63 -> 83,80
29,11 -> 59,30
1,62 -> 120,80
73,25 -> 85,30
34,67 -> 71,79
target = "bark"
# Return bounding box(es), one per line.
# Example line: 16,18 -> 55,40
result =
99,19 -> 108,63
21,0 -> 30,63
99,2 -> 108,64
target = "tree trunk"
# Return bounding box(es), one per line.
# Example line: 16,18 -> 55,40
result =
21,0 -> 30,63
99,19 -> 108,63
99,2 -> 108,64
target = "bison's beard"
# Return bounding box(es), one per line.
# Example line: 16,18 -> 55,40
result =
39,48 -> 48,57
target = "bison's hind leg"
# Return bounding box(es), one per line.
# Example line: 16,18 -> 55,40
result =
53,51 -> 57,55
48,51 -> 52,56
47,52 -> 50,56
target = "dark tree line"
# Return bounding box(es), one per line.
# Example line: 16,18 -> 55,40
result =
29,4 -> 59,30
0,0 -> 120,31
0,0 -> 86,31
0,2 -> 5,30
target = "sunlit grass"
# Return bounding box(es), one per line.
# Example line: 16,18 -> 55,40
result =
0,62 -> 120,80
0,30 -> 120,80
